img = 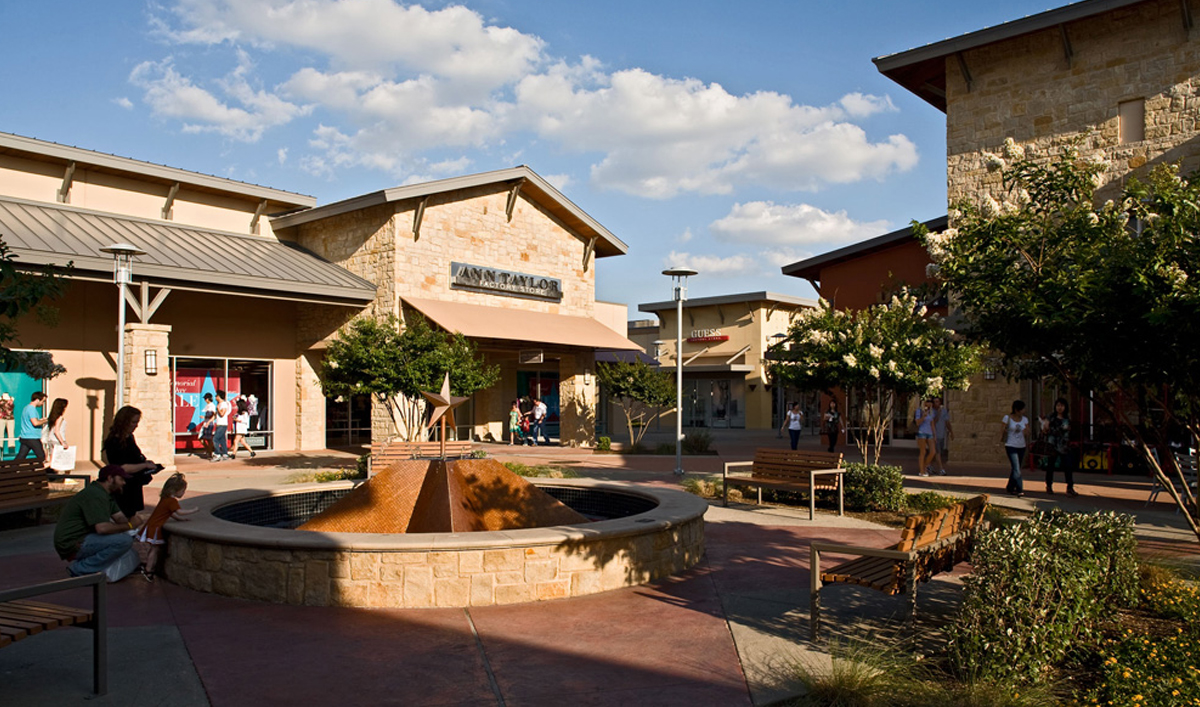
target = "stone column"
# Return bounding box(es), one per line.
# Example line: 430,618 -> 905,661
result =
123,323 -> 175,472
558,352 -> 597,448
296,351 -> 327,451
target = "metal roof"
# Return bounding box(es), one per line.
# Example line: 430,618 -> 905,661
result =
272,166 -> 629,258
873,0 -> 1150,111
0,131 -> 316,208
638,291 -> 816,314
781,216 -> 948,282
0,196 -> 376,306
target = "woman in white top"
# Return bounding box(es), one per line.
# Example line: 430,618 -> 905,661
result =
42,398 -> 69,452
229,398 -> 256,459
780,403 -> 804,450
1000,399 -> 1032,497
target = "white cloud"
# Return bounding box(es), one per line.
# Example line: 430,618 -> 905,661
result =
543,173 -> 572,192
277,147 -> 288,164
113,97 -> 134,110
665,251 -> 759,277
677,228 -> 694,244
710,202 -> 890,246
141,1 -> 918,193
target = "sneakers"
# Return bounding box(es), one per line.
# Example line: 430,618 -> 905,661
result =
919,469 -> 931,477
936,469 -> 947,476
1067,489 -> 1080,497
141,568 -> 156,583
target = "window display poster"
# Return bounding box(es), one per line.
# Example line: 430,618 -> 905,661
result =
1,366 -> 43,461
173,368 -> 240,450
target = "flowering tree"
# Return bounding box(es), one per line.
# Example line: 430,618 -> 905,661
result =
768,292 -> 981,464
318,313 -> 499,442
919,140 -> 1200,539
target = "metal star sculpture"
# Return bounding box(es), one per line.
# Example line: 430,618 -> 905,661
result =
421,372 -> 470,459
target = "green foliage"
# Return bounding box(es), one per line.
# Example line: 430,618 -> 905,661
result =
595,359 -> 675,447
682,429 -> 715,455
842,463 -> 907,512
596,436 -> 611,452
500,462 -> 579,479
905,491 -> 959,513
0,236 -> 72,374
947,510 -> 1138,684
654,442 -> 675,455
469,449 -> 488,459
681,477 -> 723,499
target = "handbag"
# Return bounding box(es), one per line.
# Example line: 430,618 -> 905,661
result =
50,445 -> 77,472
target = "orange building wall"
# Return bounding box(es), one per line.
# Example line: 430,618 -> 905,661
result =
817,240 -> 932,311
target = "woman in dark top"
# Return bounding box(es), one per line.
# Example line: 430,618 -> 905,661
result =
103,406 -> 160,517
1042,397 -> 1078,497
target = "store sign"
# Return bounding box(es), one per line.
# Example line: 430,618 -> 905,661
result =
687,328 -> 729,343
450,262 -> 563,301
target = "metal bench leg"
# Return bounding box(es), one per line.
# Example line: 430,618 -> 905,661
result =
810,546 -> 821,641
907,565 -> 918,629
94,575 -> 107,695
757,487 -> 762,505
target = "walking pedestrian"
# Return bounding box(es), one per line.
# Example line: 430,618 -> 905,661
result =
230,398 -> 256,459
42,398 -> 70,468
532,397 -> 551,446
212,390 -> 231,461
781,403 -> 804,450
823,400 -> 844,453
1001,400 -> 1032,497
15,392 -> 48,463
1041,397 -> 1077,496
930,397 -> 951,475
915,398 -> 937,476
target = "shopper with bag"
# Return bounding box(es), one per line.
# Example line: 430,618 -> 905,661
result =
43,397 -> 76,473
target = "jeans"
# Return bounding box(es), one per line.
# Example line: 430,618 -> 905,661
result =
532,419 -> 549,445
16,437 -> 45,463
826,429 -> 838,453
1046,452 -> 1075,490
68,532 -> 134,576
1006,445 -> 1026,493
788,429 -> 800,450
214,425 -> 229,456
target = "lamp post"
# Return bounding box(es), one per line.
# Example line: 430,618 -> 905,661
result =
662,266 -> 697,477
769,332 -> 787,435
99,243 -> 146,409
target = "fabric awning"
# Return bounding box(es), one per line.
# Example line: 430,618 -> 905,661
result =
403,297 -> 641,350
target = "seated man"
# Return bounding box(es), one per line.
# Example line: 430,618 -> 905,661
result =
53,465 -> 149,580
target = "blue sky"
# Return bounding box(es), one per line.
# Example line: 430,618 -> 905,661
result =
1,0 -> 1062,311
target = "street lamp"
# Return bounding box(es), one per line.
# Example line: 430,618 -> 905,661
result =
662,266 -> 697,477
99,243 -> 146,409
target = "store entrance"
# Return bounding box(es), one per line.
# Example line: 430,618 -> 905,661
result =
171,358 -> 273,456
517,370 -> 559,439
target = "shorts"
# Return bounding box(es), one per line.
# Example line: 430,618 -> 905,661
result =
917,432 -> 933,440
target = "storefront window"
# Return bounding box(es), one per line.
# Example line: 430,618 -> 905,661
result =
682,378 -> 746,429
326,394 -> 373,448
0,358 -> 45,461
172,358 -> 273,455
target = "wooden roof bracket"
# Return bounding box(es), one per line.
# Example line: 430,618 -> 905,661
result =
1183,0 -> 1194,31
506,178 -> 525,222
412,195 -> 430,241
250,199 -> 268,235
57,161 -> 76,204
956,52 -> 973,93
1059,24 -> 1074,67
162,183 -> 180,220
122,282 -> 172,323
583,236 -> 597,271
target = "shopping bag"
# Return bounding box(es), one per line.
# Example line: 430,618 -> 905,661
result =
50,445 -> 77,472
104,545 -> 141,583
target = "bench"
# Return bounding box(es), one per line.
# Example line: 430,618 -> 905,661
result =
809,494 -> 990,639
369,439 -> 474,476
722,449 -> 845,520
0,573 -> 108,694
0,459 -> 91,520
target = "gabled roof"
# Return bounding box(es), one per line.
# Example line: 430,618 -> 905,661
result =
271,166 -> 629,258
781,216 -> 947,282
638,291 -> 815,314
873,0 -> 1150,111
0,196 -> 375,306
0,131 -> 315,209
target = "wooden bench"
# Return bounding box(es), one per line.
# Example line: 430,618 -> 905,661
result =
0,573 -> 108,694
809,494 -> 990,639
0,459 -> 90,520
1147,452 -> 1198,513
722,449 -> 845,520
369,439 -> 474,476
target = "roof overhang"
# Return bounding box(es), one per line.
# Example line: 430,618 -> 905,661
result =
272,166 -> 628,258
781,216 -> 947,283
872,0 -> 1150,111
402,297 -> 641,351
658,363 -> 755,375
0,196 -> 375,307
638,291 -> 816,314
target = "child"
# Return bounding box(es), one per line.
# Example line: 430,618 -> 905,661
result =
509,400 -> 524,445
137,473 -> 198,582
199,410 -> 216,459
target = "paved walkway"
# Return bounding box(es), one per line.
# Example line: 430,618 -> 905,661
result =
2,431 -> 1195,706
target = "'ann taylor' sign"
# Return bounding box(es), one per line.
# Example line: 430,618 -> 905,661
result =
450,262 -> 564,301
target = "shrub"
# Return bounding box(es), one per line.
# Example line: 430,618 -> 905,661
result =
905,490 -> 958,513
842,463 -> 906,512
596,436 -> 612,452
469,449 -> 488,459
681,477 -> 723,499
682,430 -> 715,455
947,510 -> 1138,684
655,442 -> 676,455
501,462 -> 579,479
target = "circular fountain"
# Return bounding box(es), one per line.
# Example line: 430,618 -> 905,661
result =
163,475 -> 707,608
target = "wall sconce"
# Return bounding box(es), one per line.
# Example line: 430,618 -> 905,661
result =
983,368 -> 996,381
145,349 -> 158,376
584,368 -> 593,385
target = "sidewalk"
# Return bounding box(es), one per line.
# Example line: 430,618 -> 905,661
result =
2,435 -> 1195,706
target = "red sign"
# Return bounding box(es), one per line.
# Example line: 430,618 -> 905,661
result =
687,335 -> 730,343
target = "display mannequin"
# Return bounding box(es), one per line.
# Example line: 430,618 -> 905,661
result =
0,392 -> 15,454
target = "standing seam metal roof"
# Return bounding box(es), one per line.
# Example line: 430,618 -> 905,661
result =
0,196 -> 376,305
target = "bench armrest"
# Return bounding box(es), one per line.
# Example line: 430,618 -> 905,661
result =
810,468 -> 844,478
723,461 -> 754,477
809,542 -> 915,561
0,572 -> 104,603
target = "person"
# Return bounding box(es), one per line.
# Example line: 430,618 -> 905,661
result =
102,405 -> 161,518
212,390 -> 231,461
930,397 -> 952,476
531,397 -> 551,446
823,400 -> 844,453
781,402 -> 804,450
230,398 -> 256,459
1001,400 -> 1032,497
136,473 -> 197,582
1,391 -> 16,456
42,398 -> 70,469
1042,397 -> 1078,496
53,464 -> 149,580
15,391 -> 48,463
915,398 -> 938,477
508,399 -> 524,445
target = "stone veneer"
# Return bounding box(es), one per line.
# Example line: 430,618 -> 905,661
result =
123,323 -> 175,471
163,479 -> 706,608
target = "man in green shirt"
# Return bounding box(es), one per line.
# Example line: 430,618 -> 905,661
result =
54,465 -> 149,579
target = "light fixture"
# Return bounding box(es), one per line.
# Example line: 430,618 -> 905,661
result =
662,266 -> 698,477
145,349 -> 158,376
584,368 -> 593,385
99,243 -> 146,408
984,368 -> 997,381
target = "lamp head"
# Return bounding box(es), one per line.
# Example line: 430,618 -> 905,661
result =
661,266 -> 698,279
99,243 -> 147,258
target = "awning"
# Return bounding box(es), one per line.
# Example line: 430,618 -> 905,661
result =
0,195 -> 376,306
403,297 -> 641,350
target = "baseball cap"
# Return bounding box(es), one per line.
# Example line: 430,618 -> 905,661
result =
98,465 -> 130,481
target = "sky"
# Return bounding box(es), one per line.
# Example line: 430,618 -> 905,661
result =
1,0 -> 1065,313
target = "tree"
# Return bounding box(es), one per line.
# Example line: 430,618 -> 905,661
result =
318,313 -> 500,442
595,358 -> 675,449
768,291 -> 981,464
919,141 -> 1200,538
0,236 -> 71,379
